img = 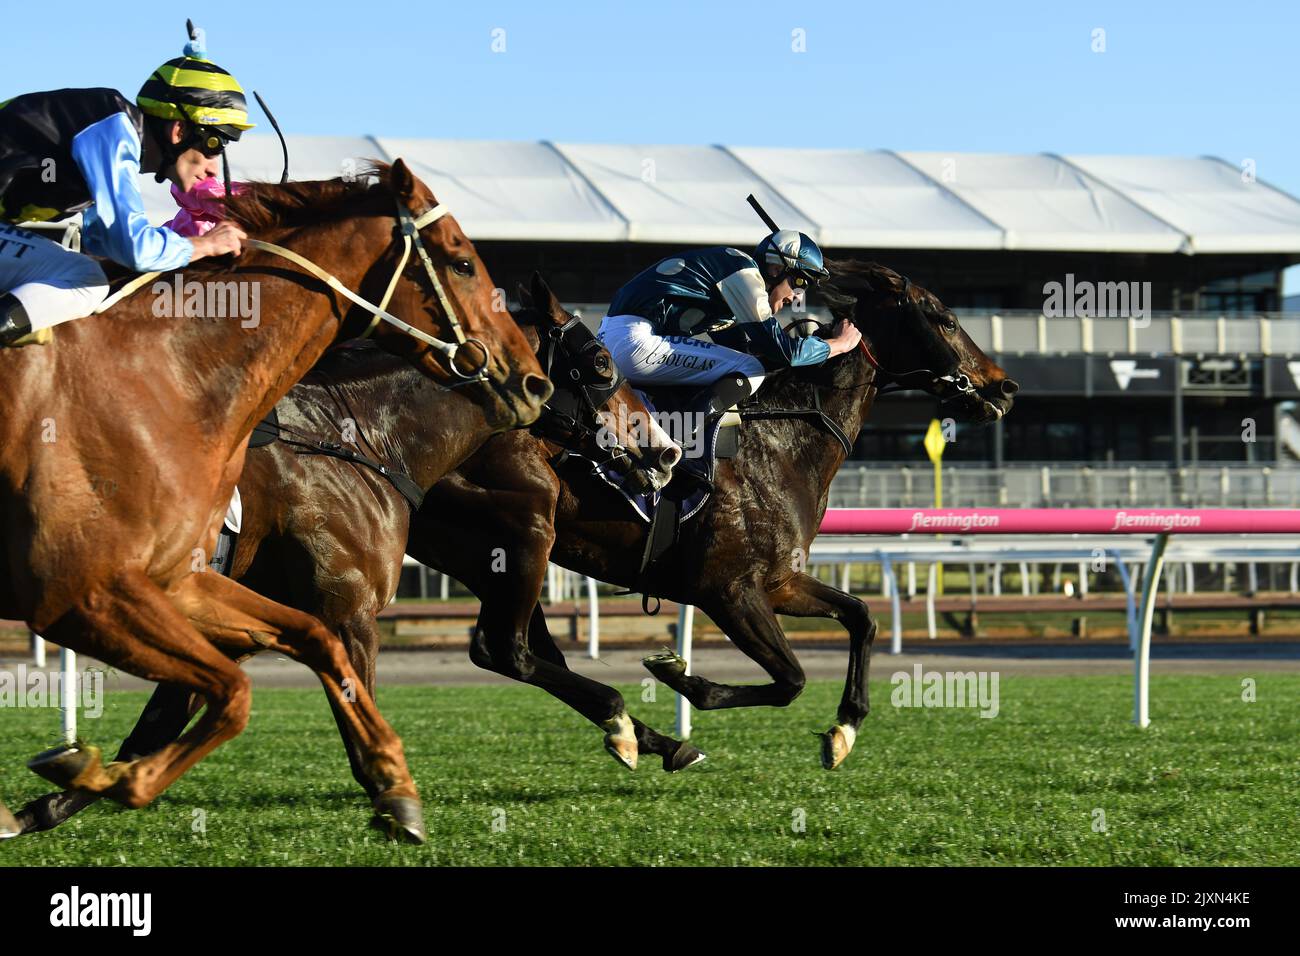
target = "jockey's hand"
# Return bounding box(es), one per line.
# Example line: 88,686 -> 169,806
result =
189,222 -> 247,262
826,318 -> 863,357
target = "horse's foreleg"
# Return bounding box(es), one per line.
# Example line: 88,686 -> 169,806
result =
523,603 -> 704,772
0,800 -> 19,839
770,573 -> 876,770
178,572 -> 424,843
471,595 -> 639,769
643,586 -> 806,711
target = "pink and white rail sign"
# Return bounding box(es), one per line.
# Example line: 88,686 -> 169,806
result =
818,508 -> 1300,535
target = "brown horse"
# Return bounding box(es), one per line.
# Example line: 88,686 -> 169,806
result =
0,160 -> 550,842
12,274 -> 679,834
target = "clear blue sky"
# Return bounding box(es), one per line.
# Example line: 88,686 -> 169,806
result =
8,0 -> 1299,290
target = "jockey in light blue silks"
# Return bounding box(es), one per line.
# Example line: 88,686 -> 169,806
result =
597,229 -> 862,482
0,24 -> 249,347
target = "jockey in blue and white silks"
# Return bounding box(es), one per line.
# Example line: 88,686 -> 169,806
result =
597,230 -> 860,391
597,229 -> 861,483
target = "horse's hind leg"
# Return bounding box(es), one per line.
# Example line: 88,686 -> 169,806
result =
523,604 -> 704,772
177,572 -> 424,843
769,573 -> 876,770
321,610 -> 385,799
15,682 -> 202,835
29,570 -> 251,810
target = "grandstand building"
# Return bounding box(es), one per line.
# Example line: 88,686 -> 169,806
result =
136,137 -> 1300,505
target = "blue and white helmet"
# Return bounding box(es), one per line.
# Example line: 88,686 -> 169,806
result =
753,230 -> 830,288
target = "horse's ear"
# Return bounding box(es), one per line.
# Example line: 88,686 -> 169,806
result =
516,281 -> 534,308
390,158 -> 417,203
530,271 -> 565,322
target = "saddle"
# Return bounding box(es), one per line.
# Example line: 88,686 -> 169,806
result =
568,382 -> 746,613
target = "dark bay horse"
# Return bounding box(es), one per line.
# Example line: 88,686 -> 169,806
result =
13,274 -> 679,834
409,261 -> 1018,771
0,160 -> 550,842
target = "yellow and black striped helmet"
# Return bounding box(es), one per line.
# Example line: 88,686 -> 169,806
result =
137,44 -> 253,143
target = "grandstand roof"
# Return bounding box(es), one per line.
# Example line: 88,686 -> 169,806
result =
138,137 -> 1300,255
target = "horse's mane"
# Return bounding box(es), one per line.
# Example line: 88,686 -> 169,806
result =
222,161 -> 394,232
750,260 -> 926,404
818,259 -> 948,317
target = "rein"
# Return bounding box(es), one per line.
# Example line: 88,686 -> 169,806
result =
247,201 -> 489,382
95,201 -> 491,384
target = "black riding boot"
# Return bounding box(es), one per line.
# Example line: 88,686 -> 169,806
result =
0,293 -> 34,347
674,373 -> 756,489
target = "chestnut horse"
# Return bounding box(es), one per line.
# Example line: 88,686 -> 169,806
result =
12,274 -> 680,835
0,160 -> 550,843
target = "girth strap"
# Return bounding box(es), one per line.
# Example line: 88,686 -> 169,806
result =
738,387 -> 854,457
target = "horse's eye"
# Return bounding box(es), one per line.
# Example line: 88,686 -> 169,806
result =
942,315 -> 959,333
451,258 -> 475,277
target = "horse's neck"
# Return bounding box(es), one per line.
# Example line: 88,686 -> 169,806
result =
182,220 -> 382,454
764,347 -> 876,462
313,359 -> 489,492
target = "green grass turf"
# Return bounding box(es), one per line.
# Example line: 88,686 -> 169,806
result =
0,675 -> 1296,866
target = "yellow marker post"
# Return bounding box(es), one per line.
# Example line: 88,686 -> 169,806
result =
923,419 -> 946,596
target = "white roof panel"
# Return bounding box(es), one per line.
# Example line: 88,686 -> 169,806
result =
898,151 -> 1189,253
377,138 -> 625,242
1065,155 -> 1300,254
727,146 -> 1003,249
553,142 -> 813,245
123,135 -> 1300,256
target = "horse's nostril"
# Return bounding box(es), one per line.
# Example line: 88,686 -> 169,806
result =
1001,379 -> 1019,397
524,373 -> 554,405
660,445 -> 683,470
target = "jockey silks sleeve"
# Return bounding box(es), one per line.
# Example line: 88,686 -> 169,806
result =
715,265 -> 830,368
607,246 -> 831,369
70,112 -> 193,272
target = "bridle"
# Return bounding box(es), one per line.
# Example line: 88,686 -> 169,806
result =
530,314 -> 637,469
851,276 -> 977,403
245,200 -> 491,384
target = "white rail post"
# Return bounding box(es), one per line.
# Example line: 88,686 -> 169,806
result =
881,554 -> 902,654
1134,533 -> 1170,728
60,646 -> 77,744
926,563 -> 939,639
31,631 -> 46,668
1110,551 -> 1139,651
675,603 -> 695,738
585,576 -> 600,659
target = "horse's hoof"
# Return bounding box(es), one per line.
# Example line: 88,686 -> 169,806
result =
0,801 -> 19,840
603,734 -> 639,771
664,742 -> 707,773
643,651 -> 688,683
817,724 -> 857,771
369,794 -> 426,845
601,712 -> 638,771
27,743 -> 103,790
